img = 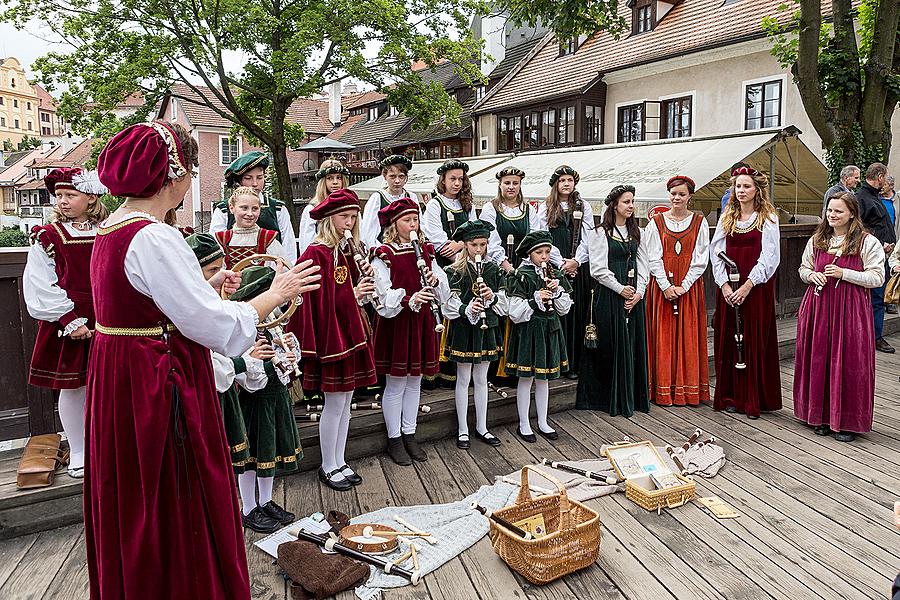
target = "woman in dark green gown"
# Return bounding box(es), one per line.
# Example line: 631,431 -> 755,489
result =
577,185 -> 650,417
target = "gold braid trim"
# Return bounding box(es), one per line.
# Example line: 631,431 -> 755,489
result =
95,323 -> 177,336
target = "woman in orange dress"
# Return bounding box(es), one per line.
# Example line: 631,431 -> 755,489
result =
644,175 -> 710,406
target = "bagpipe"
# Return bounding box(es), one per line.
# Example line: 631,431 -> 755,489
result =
221,254 -> 302,381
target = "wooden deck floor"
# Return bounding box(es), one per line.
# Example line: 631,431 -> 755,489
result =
2,332 -> 899,600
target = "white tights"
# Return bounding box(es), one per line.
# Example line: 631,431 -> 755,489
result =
516,377 -> 553,436
58,387 -> 86,470
319,391 -> 353,482
237,471 -> 275,516
381,375 -> 422,438
455,363 -> 491,436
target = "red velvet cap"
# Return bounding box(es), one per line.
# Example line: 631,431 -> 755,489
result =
98,122 -> 188,198
44,167 -> 83,195
377,197 -> 419,228
666,175 -> 696,193
310,188 -> 360,220
732,166 -> 760,177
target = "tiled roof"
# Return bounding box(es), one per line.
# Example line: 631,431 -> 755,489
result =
166,83 -> 333,134
327,113 -> 365,141
0,148 -> 46,183
33,84 -> 58,110
399,96 -> 475,144
488,36 -> 545,82
60,138 -> 95,166
18,178 -> 45,191
0,150 -> 31,171
475,0 -> 800,113
342,91 -> 386,112
337,113 -> 411,150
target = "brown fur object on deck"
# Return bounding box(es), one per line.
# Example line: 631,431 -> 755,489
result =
278,539 -> 370,600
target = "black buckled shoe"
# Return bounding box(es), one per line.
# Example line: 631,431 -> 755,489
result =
724,406 -> 737,414
537,427 -> 559,441
242,506 -> 281,534
402,433 -> 427,462
457,434 -> 471,449
318,467 -> 353,492
517,428 -> 537,443
261,500 -> 295,525
339,465 -> 362,486
473,430 -> 501,447
387,436 -> 412,466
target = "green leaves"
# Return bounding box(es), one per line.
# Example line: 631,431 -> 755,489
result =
497,0 -> 626,41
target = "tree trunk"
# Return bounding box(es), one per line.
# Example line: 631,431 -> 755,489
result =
271,143 -> 298,233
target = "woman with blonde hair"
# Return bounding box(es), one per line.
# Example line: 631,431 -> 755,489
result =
299,159 -> 350,254
794,192 -> 884,441
710,166 -> 782,419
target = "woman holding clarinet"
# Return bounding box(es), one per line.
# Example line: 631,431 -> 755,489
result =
644,175 -> 710,407
794,192 -> 884,441
710,166 -> 782,419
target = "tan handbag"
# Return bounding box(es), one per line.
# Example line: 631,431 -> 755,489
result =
885,272 -> 900,305
16,433 -> 70,490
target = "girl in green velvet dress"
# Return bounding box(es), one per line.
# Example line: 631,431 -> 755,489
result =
577,185 -> 650,417
505,231 -> 573,443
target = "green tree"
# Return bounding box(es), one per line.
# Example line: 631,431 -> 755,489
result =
763,0 -> 899,181
2,0 -> 487,226
16,136 -> 42,151
0,226 -> 29,247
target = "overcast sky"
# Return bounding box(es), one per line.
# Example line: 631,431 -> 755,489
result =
0,23 -> 69,80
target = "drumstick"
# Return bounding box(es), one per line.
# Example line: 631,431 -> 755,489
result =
297,413 -> 320,422
393,515 -> 437,545
362,526 -> 431,538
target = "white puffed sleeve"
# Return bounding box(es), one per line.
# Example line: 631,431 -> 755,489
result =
636,233 -> 650,298
552,284 -> 574,316
507,295 -> 535,323
841,235 -> 886,289
23,241 -> 76,323
125,222 -> 259,357
798,238 -> 816,285
573,201 -> 594,265
643,219 -> 669,291
265,237 -> 288,264
209,206 -> 227,236
747,216 -> 780,286
889,242 -> 900,272
682,218 -> 710,291
587,227 -> 624,294
212,351 -> 265,393
361,192 -> 384,250
297,204 -> 317,255
431,260 -> 451,304
276,203 -> 297,265
422,198 -> 449,250
372,256 -> 406,318
710,225 -> 727,287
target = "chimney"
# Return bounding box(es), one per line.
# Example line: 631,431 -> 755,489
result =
481,14 -> 507,78
328,81 -> 342,125
343,82 -> 358,95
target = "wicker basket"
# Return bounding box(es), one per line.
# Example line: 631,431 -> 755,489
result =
603,441 -> 696,512
487,466 -> 602,584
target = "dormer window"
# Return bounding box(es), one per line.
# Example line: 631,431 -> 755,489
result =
630,0 -> 655,34
388,105 -> 399,117
559,37 -> 577,56
368,106 -> 379,121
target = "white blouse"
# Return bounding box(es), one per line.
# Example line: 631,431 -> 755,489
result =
422,194 -> 478,251
23,222 -> 95,335
586,226 -> 650,297
297,203 -> 317,256
710,212 -> 780,288
798,234 -> 886,289
371,242 -> 451,319
210,191 -> 297,265
478,201 -> 542,265
114,212 -> 260,357
225,224 -> 287,263
360,189 -> 414,249
211,351 -> 267,394
889,242 -> 900,272
537,200 -> 593,267
643,213 -> 710,292
506,261 -> 574,323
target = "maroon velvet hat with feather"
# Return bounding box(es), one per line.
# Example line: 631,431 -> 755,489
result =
98,122 -> 188,198
310,188 -> 360,221
377,197 -> 419,228
44,167 -> 83,195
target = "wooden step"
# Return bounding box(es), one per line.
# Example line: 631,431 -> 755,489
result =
0,379 -> 577,540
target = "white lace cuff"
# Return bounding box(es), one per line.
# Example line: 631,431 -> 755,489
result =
60,318 -> 87,337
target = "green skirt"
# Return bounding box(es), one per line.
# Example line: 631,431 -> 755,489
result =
505,317 -> 568,380
219,386 -> 250,469
237,374 -> 303,477
447,319 -> 503,364
576,286 -> 650,416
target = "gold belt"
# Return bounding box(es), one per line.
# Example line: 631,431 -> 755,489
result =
95,323 -> 177,337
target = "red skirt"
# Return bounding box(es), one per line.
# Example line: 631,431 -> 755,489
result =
373,308 -> 440,377
302,343 -> 377,392
29,291 -> 94,389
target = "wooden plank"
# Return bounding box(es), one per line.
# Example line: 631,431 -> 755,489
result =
0,524 -> 80,600
0,532 -> 36,589
577,408 -> 886,599
42,528 -> 90,599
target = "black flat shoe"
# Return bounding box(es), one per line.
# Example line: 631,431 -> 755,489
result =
339,465 -> 362,486
724,406 -> 737,414
565,372 -> 579,380
242,506 -> 281,534
813,424 -> 831,436
318,467 -> 353,492
537,428 -> 559,440
747,414 -> 759,420
473,430 -> 501,447
875,337 -> 895,353
261,500 -> 295,525
457,434 -> 470,449
517,428 -> 536,443
402,433 -> 427,462
834,431 -> 856,442
387,436 -> 412,466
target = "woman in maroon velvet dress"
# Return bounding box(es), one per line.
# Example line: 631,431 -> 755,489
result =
710,167 -> 782,418
794,192 -> 885,441
88,121 -> 319,600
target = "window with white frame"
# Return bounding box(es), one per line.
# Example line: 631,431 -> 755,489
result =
745,79 -> 782,130
475,85 -> 486,102
368,106 -> 379,121
388,105 -> 399,117
220,135 -> 240,165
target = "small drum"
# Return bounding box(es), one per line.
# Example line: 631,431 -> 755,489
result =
339,523 -> 399,555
